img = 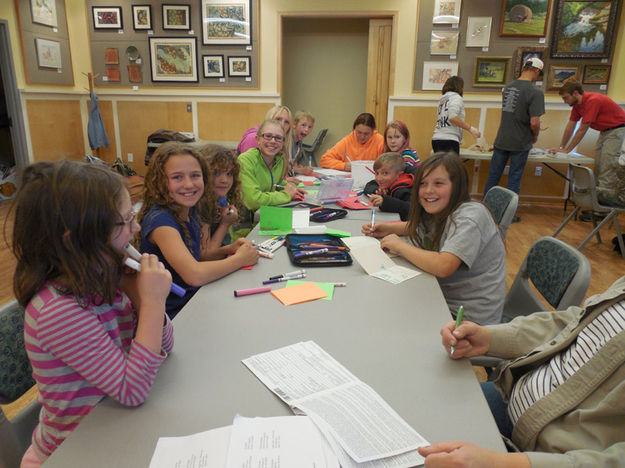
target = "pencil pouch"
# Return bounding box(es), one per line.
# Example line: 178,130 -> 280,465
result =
285,234 -> 352,267
309,208 -> 348,223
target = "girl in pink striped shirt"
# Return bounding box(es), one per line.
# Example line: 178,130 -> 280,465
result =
12,161 -> 174,467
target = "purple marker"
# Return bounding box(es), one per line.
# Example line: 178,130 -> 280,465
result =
124,258 -> 186,297
234,286 -> 272,297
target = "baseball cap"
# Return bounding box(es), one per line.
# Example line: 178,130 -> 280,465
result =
524,57 -> 544,70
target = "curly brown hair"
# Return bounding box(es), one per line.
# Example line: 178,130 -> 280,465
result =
196,144 -> 243,227
12,161 -> 126,307
138,141 -> 209,250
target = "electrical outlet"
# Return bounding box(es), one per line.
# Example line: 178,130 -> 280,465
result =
187,104 -> 192,112
535,166 -> 542,176
127,153 -> 134,162
503,166 -> 509,175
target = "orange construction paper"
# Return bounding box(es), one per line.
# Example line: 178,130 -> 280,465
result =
271,281 -> 329,306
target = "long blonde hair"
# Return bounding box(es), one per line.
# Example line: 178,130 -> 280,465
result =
265,105 -> 293,160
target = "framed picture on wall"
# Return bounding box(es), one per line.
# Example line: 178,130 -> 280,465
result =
422,61 -> 459,90
430,31 -> 459,55
92,6 -> 123,29
228,56 -> 251,77
582,64 -> 611,84
30,0 -> 58,27
499,0 -> 552,37
149,37 -> 198,82
551,0 -> 619,58
432,0 -> 461,24
473,56 -> 510,87
512,46 -> 546,78
162,4 -> 191,30
465,17 -> 492,47
35,37 -> 62,69
104,47 -> 119,65
202,0 -> 251,45
132,5 -> 152,30
547,64 -> 580,90
202,55 -> 225,78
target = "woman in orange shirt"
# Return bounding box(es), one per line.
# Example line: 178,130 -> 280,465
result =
320,113 -> 384,171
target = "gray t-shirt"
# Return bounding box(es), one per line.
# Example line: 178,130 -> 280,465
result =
418,202 -> 506,325
432,91 -> 465,143
494,79 -> 545,151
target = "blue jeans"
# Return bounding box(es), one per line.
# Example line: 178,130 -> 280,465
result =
483,147 -> 530,196
481,382 -> 514,439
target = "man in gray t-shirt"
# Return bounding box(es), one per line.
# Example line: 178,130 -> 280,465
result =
483,58 -> 545,199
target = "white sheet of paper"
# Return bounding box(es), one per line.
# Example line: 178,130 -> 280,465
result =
292,208 -> 310,228
341,236 -> 382,250
371,265 -> 420,284
148,425 -> 231,468
348,243 -> 419,284
225,415 -> 339,468
243,341 -> 428,463
314,168 -> 350,177
298,175 -> 318,182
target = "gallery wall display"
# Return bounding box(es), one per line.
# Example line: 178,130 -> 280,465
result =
149,36 -> 198,82
202,54 -> 224,78
30,0 -> 58,27
582,64 -> 611,84
227,56 -> 250,77
473,56 -> 510,87
499,0 -> 553,37
162,4 -> 190,30
202,0 -> 251,45
132,5 -> 152,30
432,0 -> 462,24
422,61 -> 459,90
465,16 -> 492,47
35,37 -> 62,69
92,6 -> 123,29
430,31 -> 459,55
547,64 -> 580,89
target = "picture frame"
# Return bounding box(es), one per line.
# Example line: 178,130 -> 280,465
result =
149,37 -> 198,82
202,55 -> 225,78
162,4 -> 190,30
432,0 -> 462,24
104,47 -> 119,65
499,0 -> 552,37
202,0 -> 251,45
547,64 -> 580,90
228,56 -> 251,77
582,64 -> 611,84
551,0 -> 619,58
35,37 -> 62,69
465,17 -> 492,47
422,61 -> 459,91
128,64 -> 143,83
132,4 -> 152,30
92,6 -> 123,30
430,31 -> 459,56
473,56 -> 510,88
30,0 -> 58,27
512,46 -> 546,78
106,67 -> 120,82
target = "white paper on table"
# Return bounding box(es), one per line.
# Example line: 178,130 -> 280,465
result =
342,236 -> 383,250
298,175 -> 318,183
349,245 -> 420,284
148,425 -> 231,468
370,265 -> 421,284
315,168 -> 350,177
292,208 -> 310,228
242,341 -> 429,464
225,415 -> 339,468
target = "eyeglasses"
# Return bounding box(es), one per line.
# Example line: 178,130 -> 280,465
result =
260,133 -> 285,143
116,209 -> 136,227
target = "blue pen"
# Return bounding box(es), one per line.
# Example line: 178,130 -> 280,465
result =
294,248 -> 328,258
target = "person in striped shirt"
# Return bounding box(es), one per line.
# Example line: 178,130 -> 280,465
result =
420,277 -> 625,467
12,161 -> 174,467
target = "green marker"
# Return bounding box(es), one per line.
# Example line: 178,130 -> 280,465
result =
450,305 -> 465,356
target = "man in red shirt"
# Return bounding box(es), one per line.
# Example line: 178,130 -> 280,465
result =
550,80 -> 625,206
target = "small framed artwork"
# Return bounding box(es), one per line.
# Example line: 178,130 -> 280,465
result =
466,17 -> 492,47
202,55 -> 224,78
547,64 -> 580,90
92,6 -> 123,30
106,67 -> 120,82
512,46 -> 546,78
30,0 -> 58,27
104,48 -> 119,65
202,0 -> 251,45
162,4 -> 190,30
473,56 -> 510,88
582,64 -> 611,84
128,64 -> 143,83
430,31 -> 459,56
422,61 -> 459,91
132,4 -> 152,30
228,56 -> 251,77
551,0 -> 619,58
149,37 -> 198,82
500,0 -> 552,37
432,0 -> 462,24
35,37 -> 62,69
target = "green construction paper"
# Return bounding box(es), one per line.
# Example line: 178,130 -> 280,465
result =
259,229 -> 291,236
286,280 -> 334,300
326,229 -> 351,237
298,183 -> 305,188
260,206 -> 292,232
314,180 -> 321,185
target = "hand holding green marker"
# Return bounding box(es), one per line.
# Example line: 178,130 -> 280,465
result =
450,305 -> 464,356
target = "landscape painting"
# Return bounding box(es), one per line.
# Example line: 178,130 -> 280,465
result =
547,64 -> 580,89
500,0 -> 552,37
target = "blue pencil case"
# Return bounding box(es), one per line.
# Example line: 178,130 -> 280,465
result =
284,234 -> 352,267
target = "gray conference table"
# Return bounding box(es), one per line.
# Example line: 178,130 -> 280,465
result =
44,215 -> 505,467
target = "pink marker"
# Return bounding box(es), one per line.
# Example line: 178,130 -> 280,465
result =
234,286 -> 272,297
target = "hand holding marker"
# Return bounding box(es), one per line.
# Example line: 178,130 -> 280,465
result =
218,196 -> 235,215
450,305 -> 465,356
124,244 -> 186,297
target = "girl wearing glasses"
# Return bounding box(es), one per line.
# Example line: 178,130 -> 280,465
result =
236,105 -> 293,158
239,119 -> 307,213
13,161 -> 173,467
139,142 -> 258,318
